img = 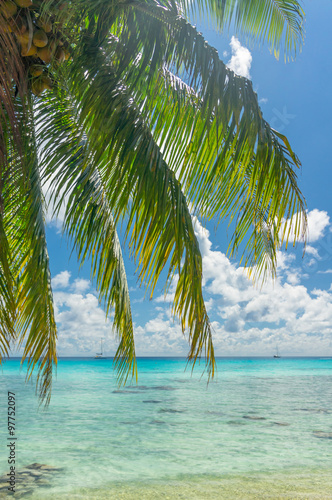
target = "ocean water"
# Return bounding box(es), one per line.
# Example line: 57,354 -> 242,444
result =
0,357 -> 332,499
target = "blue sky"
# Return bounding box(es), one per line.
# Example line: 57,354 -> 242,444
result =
34,1 -> 332,359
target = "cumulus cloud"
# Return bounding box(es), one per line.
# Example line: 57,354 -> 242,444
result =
276,250 -> 296,271
306,245 -> 320,258
227,36 -> 252,79
49,274 -> 187,358
187,217 -> 332,356
281,209 -> 330,244
52,271 -> 71,289
307,209 -> 330,241
133,307 -> 189,356
54,289 -> 115,355
285,270 -> 301,286
71,278 -> 91,293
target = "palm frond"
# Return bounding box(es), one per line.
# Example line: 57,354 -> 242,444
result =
178,0 -> 305,59
35,88 -> 137,385
39,50 -> 216,376
44,0 -> 307,283
3,98 -> 57,405
0,217 -> 16,362
78,54 -> 215,374
86,14 -> 307,280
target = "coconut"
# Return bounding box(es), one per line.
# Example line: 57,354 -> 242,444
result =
41,75 -> 52,90
33,30 -> 48,48
48,39 -> 57,53
42,21 -> 52,33
14,0 -> 33,7
21,43 -> 37,56
16,31 -> 30,44
30,65 -> 43,77
36,17 -> 52,33
37,45 -> 52,63
31,78 -> 44,96
0,1 -> 17,19
55,47 -> 65,63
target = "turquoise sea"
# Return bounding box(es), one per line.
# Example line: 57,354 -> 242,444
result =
1,357 -> 332,499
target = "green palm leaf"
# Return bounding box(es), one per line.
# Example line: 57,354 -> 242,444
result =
180,0 -> 305,59
3,99 -> 57,404
79,12 -> 306,280
66,50 -> 216,374
36,88 -> 138,385
0,220 -> 16,361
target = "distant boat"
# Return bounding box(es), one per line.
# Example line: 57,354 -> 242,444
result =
94,339 -> 105,359
273,345 -> 281,358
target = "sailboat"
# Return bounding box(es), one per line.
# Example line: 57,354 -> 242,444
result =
273,345 -> 281,358
94,338 -> 105,359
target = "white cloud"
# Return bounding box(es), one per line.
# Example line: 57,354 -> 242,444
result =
48,274 -> 188,358
183,217 -> 332,356
307,209 -> 330,241
53,289 -> 115,356
306,245 -> 320,258
281,209 -> 330,244
11,275 -> 114,357
71,278 -> 91,293
133,306 -> 190,356
227,36 -> 252,79
52,271 -> 71,289
276,250 -> 296,271
285,271 -> 301,285
259,97 -> 268,104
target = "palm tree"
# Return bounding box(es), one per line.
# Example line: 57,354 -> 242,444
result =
0,0 -> 307,404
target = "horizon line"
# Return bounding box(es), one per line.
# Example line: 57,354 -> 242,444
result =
4,355 -> 332,359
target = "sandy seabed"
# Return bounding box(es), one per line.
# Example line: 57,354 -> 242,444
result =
16,469 -> 332,500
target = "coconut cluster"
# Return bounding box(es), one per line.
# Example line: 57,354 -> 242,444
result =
0,0 -> 70,96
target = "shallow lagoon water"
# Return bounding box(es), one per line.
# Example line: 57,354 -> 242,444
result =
0,358 -> 332,498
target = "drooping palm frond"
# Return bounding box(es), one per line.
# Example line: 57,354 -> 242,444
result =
35,88 -> 138,386
179,0 -> 305,59
0,114 -> 21,364
64,46 -> 216,375
118,55 -> 307,283
69,0 -> 304,60
0,16 -> 28,348
3,98 -> 57,404
34,61 -> 215,378
79,7 -> 306,278
0,217 -> 16,361
64,174 -> 138,385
